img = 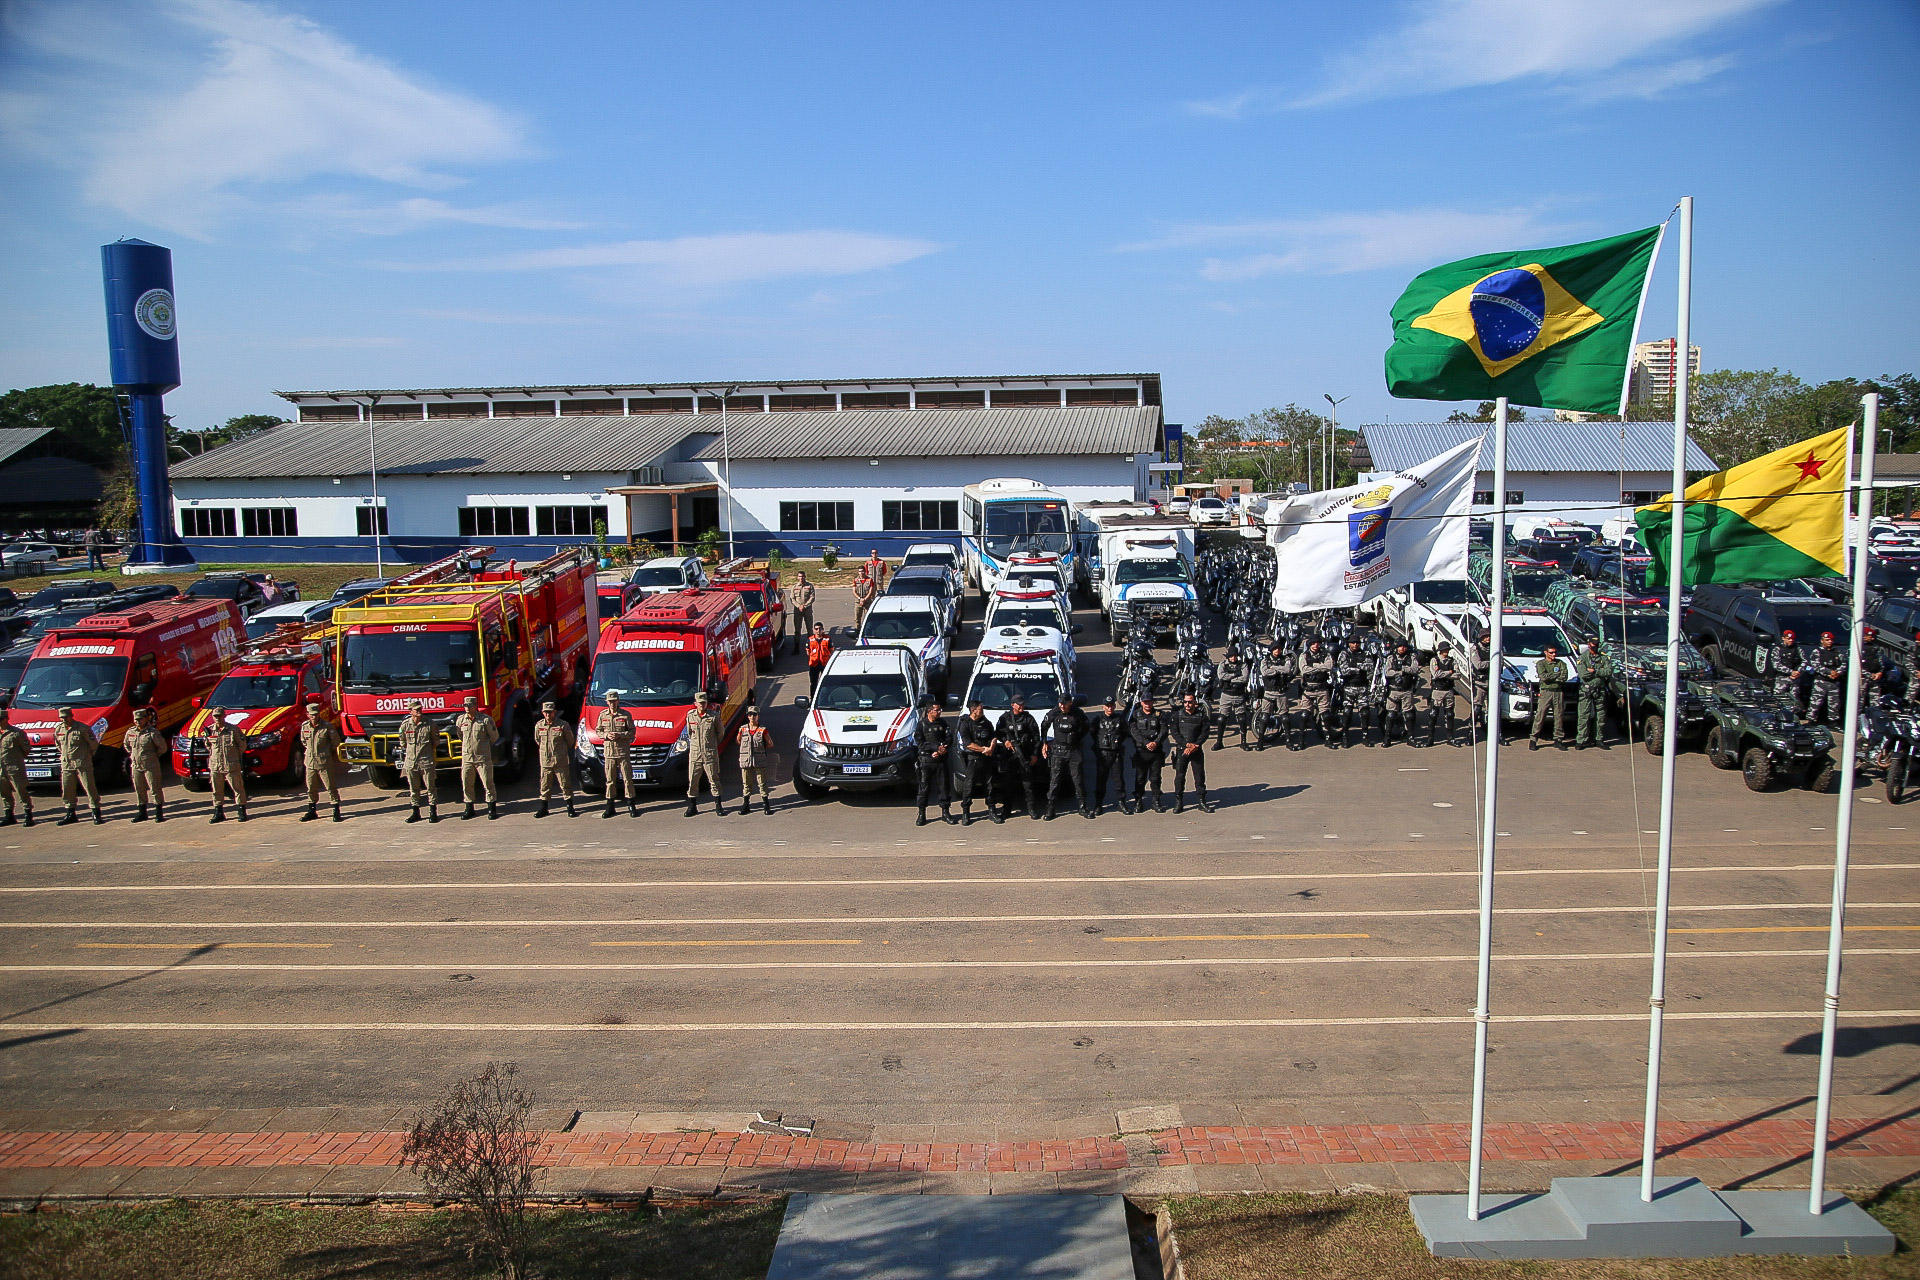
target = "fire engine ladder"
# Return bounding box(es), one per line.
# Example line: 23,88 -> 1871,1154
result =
389,547 -> 497,588
238,620 -> 336,662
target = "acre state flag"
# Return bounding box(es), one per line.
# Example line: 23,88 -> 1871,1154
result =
1384,226 -> 1663,414
1635,426 -> 1850,586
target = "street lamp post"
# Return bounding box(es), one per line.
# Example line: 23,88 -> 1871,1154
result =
1324,394 -> 1349,490
365,397 -> 383,577
699,386 -> 740,559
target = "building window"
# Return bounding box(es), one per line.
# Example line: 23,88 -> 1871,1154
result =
628,396 -> 693,415
842,392 -> 909,411
494,400 -> 555,418
459,506 -> 531,537
371,402 -> 424,421
558,398 -> 623,416
1622,490 -> 1658,505
1507,491 -> 1525,505
768,393 -> 836,412
298,404 -> 360,422
180,508 -> 236,538
914,390 -> 985,410
701,395 -> 763,413
1066,387 -> 1139,406
426,401 -> 488,418
240,507 -> 299,538
882,500 -> 959,531
779,501 -> 855,532
356,506 -> 389,536
536,505 -> 601,536
1473,491 -> 1495,505
989,388 -> 1062,408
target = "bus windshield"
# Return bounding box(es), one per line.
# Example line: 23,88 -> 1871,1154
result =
588,652 -> 704,706
342,628 -> 478,692
983,501 -> 1070,558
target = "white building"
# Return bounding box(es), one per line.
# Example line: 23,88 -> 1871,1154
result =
1628,339 -> 1703,405
1356,421 -> 1718,530
168,373 -> 1165,562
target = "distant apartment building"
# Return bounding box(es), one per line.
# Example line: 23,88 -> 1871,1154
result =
1629,339 -> 1703,405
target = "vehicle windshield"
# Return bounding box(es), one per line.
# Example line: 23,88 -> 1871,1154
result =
1763,580 -> 1820,598
813,673 -> 911,711
1601,614 -> 1670,645
886,577 -> 951,600
903,551 -> 954,568
1503,626 -> 1564,658
207,673 -> 300,709
24,586 -> 86,609
587,652 -> 703,706
1779,613 -> 1850,639
989,607 -> 1065,631
629,567 -> 685,587
342,628 -> 478,692
22,608 -> 98,640
1412,580 -> 1470,604
722,589 -> 766,612
0,653 -> 32,692
11,656 -> 129,708
1526,544 -> 1580,566
862,611 -> 938,642
1116,559 -> 1189,584
186,579 -> 248,600
1875,561 -> 1920,592
1506,572 -> 1563,600
1196,499 -> 1225,509
984,501 -> 1070,558
968,669 -> 1063,711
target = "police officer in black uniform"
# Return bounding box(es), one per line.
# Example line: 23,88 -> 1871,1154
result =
1255,643 -> 1291,751
1335,638 -> 1375,748
1129,695 -> 1169,813
1089,695 -> 1129,815
954,700 -> 1000,825
1041,693 -> 1091,819
914,700 -> 955,826
1170,690 -> 1214,814
995,692 -> 1044,821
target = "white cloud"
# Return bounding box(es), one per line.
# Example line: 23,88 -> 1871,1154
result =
2,0 -> 527,236
1125,207 -> 1577,279
285,336 -> 404,349
401,231 -> 944,288
287,196 -> 586,236
411,309 -> 599,326
1192,0 -> 1777,115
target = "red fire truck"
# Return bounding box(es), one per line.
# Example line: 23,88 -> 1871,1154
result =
331,548 -> 598,788
172,622 -> 336,786
707,558 -> 785,668
9,599 -> 243,787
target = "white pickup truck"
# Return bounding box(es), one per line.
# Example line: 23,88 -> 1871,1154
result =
1375,578 -> 1475,657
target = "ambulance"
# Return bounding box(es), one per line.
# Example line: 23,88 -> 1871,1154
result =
577,588 -> 755,791
8,599 -> 243,787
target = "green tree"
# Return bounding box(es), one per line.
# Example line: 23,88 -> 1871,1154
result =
1445,401 -> 1530,423
170,412 -> 288,457
0,383 -> 125,467
1189,405 -> 1333,490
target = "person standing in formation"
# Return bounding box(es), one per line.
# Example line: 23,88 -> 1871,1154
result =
1530,644 -> 1570,750
684,690 -> 725,816
1171,690 -> 1214,814
455,696 -> 500,819
1041,692 -> 1090,820
533,702 -> 577,818
300,702 -> 345,822
954,699 -> 999,826
397,702 -> 440,822
788,573 -> 816,653
124,706 -> 169,823
995,692 -> 1042,821
1575,639 -> 1614,749
1426,641 -> 1465,747
736,704 -> 775,815
56,706 -> 103,826
914,700 -> 953,826
806,624 -> 833,691
1129,696 -> 1168,813
203,711 -> 249,823
1089,695 -> 1128,815
0,707 -> 31,827
851,569 -> 877,629
596,691 -> 638,818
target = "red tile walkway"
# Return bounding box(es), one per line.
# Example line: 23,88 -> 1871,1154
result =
1,1116 -> 1914,1175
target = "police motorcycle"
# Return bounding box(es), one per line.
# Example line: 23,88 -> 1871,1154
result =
1117,630 -> 1169,708
1857,665 -> 1917,804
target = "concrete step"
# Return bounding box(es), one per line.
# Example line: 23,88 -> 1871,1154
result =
766,1193 -> 1137,1279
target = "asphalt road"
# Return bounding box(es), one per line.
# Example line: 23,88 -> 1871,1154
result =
1,584 -> 1914,1131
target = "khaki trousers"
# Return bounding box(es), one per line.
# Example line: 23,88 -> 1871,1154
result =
539,760 -> 574,800
210,766 -> 247,807
62,761 -> 100,808
687,750 -> 723,799
461,756 -> 497,803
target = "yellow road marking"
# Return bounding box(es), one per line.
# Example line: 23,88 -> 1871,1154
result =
1103,932 -> 1371,943
76,942 -> 334,950
1673,925 -> 1920,935
589,939 -> 862,948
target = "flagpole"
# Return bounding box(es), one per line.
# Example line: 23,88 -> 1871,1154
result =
1639,193 -> 1692,1202
1465,396 -> 1508,1222
1808,394 -> 1878,1214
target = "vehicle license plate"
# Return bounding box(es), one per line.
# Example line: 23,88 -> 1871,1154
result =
26,768 -> 52,780
634,769 -> 650,781
843,765 -> 872,775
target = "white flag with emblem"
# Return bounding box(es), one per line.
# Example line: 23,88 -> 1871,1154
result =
1266,434 -> 1480,612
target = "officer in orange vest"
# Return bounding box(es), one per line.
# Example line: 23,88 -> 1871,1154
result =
806,624 -> 833,692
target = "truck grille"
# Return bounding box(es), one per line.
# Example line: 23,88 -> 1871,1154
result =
630,744 -> 673,770
26,745 -> 58,768
814,741 -> 902,762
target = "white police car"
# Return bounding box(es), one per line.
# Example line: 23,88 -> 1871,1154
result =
857,595 -> 951,698
793,647 -> 928,798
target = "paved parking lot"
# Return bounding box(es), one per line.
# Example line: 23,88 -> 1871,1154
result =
1,586 -> 1914,1173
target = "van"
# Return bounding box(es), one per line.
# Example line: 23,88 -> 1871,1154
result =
578,588 -> 754,791
8,599 -> 243,786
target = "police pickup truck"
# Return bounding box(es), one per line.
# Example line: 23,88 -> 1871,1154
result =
1681,584 -> 1851,678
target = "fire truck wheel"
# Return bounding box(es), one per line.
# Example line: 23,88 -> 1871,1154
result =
369,764 -> 404,791
279,740 -> 306,786
497,714 -> 534,785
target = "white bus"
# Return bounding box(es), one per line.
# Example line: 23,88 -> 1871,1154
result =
960,478 -> 1076,596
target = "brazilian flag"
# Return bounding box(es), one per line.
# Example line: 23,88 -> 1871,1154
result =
1384,226 -> 1663,414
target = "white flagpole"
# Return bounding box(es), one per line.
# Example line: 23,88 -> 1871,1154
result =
1808,393 -> 1878,1214
1465,396 -> 1508,1221
1640,193 -> 1692,1201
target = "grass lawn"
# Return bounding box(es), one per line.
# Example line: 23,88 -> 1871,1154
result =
1163,1190 -> 1918,1279
0,1197 -> 786,1280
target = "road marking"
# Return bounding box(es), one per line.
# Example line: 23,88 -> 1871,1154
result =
4,864 -> 1912,893
75,942 -> 334,950
4,950 -> 1913,975
1103,932 -> 1372,943
9,1010 -> 1917,1033
1674,925 -> 1920,935
13,903 -> 1915,928
589,939 -> 862,948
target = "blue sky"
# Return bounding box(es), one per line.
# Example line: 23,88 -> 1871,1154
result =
2,0 -> 1915,431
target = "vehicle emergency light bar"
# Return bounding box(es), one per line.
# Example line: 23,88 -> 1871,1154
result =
1120,537 -> 1180,551
1008,552 -> 1062,563
978,648 -> 1056,663
993,588 -> 1057,601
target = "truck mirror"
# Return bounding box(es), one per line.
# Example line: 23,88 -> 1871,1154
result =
130,682 -> 155,708
191,695 -> 205,711
793,695 -> 810,710
1070,624 -> 1084,635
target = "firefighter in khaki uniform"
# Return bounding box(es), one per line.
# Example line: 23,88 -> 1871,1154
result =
684,691 -> 725,816
56,706 -> 104,826
300,703 -> 345,822
124,706 -> 170,823
735,703 -> 774,815
0,707 -> 33,827
455,696 -> 500,820
203,714 -> 249,823
595,692 -> 637,818
397,702 -> 440,823
533,702 -> 577,818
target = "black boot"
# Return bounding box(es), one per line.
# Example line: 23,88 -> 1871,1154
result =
1152,795 -> 1165,814
59,804 -> 78,826
961,804 -> 973,826
566,797 -> 578,817
629,800 -> 641,817
488,801 -> 499,820
941,807 -> 955,824
536,802 -> 550,818
1198,792 -> 1214,814
301,804 -> 317,822
133,804 -> 148,824
916,809 -> 928,827
684,800 -> 697,817
92,806 -> 104,825
0,810 -> 14,827
992,807 -> 1005,824
405,806 -> 419,823
331,803 -> 343,822
603,800 -> 616,819
153,802 -> 163,824
235,805 -> 247,823
212,806 -> 227,824
21,808 -> 33,827
427,805 -> 438,823
462,803 -> 476,820
1043,805 -> 1055,820
1174,791 -> 1186,815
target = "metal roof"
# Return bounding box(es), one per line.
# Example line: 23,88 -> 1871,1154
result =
1359,422 -> 1718,474
686,406 -> 1162,461
0,428 -> 53,468
277,373 -> 1160,401
170,415 -> 705,480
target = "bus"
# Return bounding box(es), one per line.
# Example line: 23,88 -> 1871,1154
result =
960,478 -> 1076,596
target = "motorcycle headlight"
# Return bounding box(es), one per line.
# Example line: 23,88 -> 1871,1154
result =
252,731 -> 282,748
89,717 -> 109,740
671,725 -> 690,755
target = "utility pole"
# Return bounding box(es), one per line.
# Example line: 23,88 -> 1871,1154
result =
1324,394 -> 1349,489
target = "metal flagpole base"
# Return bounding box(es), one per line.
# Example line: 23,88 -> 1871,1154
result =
1411,1177 -> 1893,1260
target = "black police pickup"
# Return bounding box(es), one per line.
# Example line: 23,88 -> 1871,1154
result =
1681,584 -> 1851,677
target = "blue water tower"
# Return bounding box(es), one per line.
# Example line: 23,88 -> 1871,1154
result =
102,239 -> 196,567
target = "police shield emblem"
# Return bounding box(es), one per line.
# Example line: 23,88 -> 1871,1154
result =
1347,486 -> 1394,572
